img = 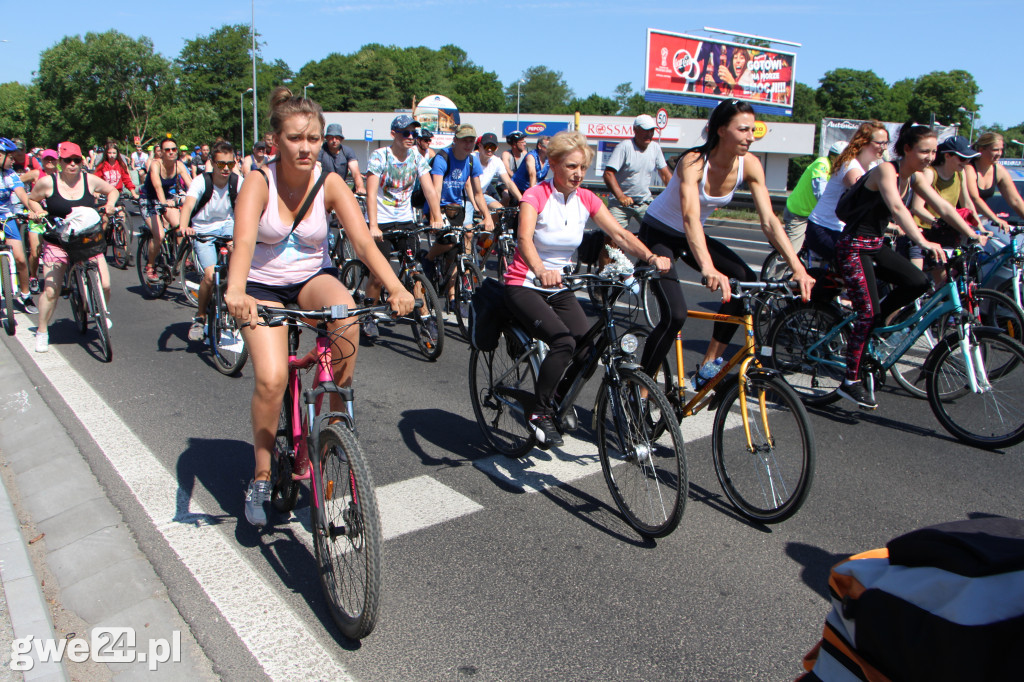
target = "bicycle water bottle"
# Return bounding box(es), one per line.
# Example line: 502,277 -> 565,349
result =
691,357 -> 724,390
477,233 -> 493,257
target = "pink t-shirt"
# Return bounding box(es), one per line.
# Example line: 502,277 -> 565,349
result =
248,163 -> 332,286
504,180 -> 603,291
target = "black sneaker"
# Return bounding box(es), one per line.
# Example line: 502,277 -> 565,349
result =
529,413 -> 563,448
17,294 -> 38,315
837,382 -> 877,410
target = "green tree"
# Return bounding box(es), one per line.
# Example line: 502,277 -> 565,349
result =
0,83 -> 34,142
33,31 -> 170,148
568,94 -> 618,116
884,78 -> 916,122
908,70 -> 980,130
439,45 -> 504,112
815,68 -> 890,120
507,66 -> 573,115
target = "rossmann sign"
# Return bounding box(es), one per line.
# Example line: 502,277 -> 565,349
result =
581,122 -> 680,141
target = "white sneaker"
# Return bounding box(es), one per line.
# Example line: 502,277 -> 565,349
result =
35,332 -> 49,353
188,317 -> 205,341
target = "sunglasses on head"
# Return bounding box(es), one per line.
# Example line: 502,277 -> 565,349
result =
61,156 -> 83,164
214,160 -> 236,169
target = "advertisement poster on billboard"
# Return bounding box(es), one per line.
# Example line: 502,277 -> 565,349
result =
595,141 -> 619,173
414,94 -> 461,149
645,29 -> 796,110
818,118 -> 958,158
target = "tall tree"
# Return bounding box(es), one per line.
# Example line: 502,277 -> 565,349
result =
0,83 -> 34,142
908,70 -> 980,130
33,31 -> 170,147
439,45 -> 504,112
507,66 -> 573,115
815,68 -> 890,120
884,78 -> 916,123
568,94 -> 618,116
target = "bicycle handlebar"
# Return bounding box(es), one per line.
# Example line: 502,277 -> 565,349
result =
256,300 -> 423,327
701,277 -> 801,297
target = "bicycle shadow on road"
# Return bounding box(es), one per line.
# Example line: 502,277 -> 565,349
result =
686,480 -> 774,532
43,318 -> 110,363
173,436 -> 253,528
397,408 -> 495,469
156,321 -> 192,354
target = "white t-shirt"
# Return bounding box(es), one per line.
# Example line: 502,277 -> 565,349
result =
366,147 -> 431,223
474,154 -> 506,193
605,139 -> 668,202
185,174 -> 235,234
809,159 -> 864,232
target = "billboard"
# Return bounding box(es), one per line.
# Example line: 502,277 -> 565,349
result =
818,118 -> 959,159
414,94 -> 461,149
501,121 -> 571,138
645,29 -> 796,111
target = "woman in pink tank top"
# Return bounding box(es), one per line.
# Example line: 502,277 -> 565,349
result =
225,87 -> 414,526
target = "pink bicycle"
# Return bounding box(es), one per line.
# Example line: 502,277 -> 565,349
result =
256,301 -> 397,640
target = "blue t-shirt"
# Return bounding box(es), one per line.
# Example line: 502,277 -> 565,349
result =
512,149 -> 549,192
430,147 -> 481,206
0,169 -> 26,222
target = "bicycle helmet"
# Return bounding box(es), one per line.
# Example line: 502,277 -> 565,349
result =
506,131 -> 525,143
0,137 -> 17,153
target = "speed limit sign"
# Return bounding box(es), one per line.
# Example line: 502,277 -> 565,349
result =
655,108 -> 669,130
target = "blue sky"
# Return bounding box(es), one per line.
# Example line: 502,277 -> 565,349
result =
3,0 -> 1022,128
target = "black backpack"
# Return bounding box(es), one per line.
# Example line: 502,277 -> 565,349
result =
412,149 -> 474,211
190,172 -> 239,225
468,277 -> 511,352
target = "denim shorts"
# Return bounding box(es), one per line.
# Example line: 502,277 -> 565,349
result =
193,224 -> 233,272
245,267 -> 340,306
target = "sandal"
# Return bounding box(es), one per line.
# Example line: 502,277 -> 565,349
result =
145,265 -> 159,282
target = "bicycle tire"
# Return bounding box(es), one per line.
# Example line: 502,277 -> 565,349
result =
87,268 -> 113,362
136,233 -> 169,298
111,218 -> 130,269
179,243 -> 202,307
410,272 -> 444,360
712,373 -> 814,522
925,327 -> 1024,449
887,303 -> 940,399
641,278 -> 662,330
1,256 -> 15,336
759,248 -> 793,282
626,326 -> 681,441
271,387 -> 300,513
996,274 -> 1023,310
468,331 -> 537,457
69,267 -> 88,334
206,287 -> 249,375
454,260 -> 483,340
312,423 -> 382,640
765,301 -> 846,406
596,368 -> 687,538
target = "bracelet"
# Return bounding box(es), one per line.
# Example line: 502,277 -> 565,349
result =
646,254 -> 657,265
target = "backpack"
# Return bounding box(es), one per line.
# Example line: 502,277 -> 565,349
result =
799,516 -> 1024,682
835,165 -> 878,235
468,277 -> 511,352
412,149 -> 474,211
191,172 -> 239,225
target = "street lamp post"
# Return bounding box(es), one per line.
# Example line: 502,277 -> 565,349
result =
240,87 -> 254,154
515,79 -> 525,130
251,0 -> 258,148
957,106 -> 978,144
1012,140 -> 1024,160
304,82 -> 314,99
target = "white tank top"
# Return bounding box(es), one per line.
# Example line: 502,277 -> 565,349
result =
647,155 -> 745,233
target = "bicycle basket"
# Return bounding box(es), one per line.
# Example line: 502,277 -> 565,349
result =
56,207 -> 106,262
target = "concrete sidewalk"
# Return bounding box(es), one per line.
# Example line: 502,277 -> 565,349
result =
0,344 -> 217,681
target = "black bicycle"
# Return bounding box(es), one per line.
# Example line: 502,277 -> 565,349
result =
194,234 -> 248,375
136,201 -> 197,301
339,226 -> 445,360
426,222 -> 485,340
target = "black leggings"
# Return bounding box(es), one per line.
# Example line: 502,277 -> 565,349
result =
638,219 -> 755,377
504,286 -> 590,416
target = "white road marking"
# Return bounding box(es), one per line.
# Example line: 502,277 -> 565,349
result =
1,389 -> 30,414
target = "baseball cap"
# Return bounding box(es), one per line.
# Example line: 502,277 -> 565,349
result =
253,141 -> 267,151
455,124 -> 477,140
57,141 -> 83,159
633,114 -> 657,130
391,114 -> 419,132
480,132 -> 498,148
828,141 -> 849,155
325,123 -> 344,138
40,149 -> 58,160
937,135 -> 980,159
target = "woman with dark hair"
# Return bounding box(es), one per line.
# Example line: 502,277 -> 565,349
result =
638,99 -> 814,383
831,122 -> 971,409
965,132 -> 1024,231
94,142 -> 138,199
225,87 -> 414,526
142,137 -> 192,281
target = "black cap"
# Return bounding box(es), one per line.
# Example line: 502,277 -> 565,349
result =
480,133 -> 498,148
937,135 -> 980,159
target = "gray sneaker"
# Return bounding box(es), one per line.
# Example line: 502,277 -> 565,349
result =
188,317 -> 206,341
17,294 -> 38,315
244,479 -> 272,526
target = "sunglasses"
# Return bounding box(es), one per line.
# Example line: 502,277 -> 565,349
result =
214,161 -> 236,169
395,129 -> 417,138
483,145 -> 498,152
61,156 -> 83,164
162,147 -> 178,153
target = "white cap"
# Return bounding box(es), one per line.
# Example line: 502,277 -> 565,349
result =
633,114 -> 657,130
828,141 -> 849,155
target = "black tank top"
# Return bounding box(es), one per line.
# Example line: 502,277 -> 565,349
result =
45,172 -> 98,244
848,162 -> 914,239
973,159 -> 997,200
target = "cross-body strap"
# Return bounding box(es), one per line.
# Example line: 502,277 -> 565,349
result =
253,167 -> 327,242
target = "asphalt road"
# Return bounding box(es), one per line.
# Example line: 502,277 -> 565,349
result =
5,221 -> 1023,681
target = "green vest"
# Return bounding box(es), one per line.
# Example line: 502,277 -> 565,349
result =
786,156 -> 831,217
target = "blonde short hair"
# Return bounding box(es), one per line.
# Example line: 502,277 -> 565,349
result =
546,130 -> 594,167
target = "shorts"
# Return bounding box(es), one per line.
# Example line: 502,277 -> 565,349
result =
2,217 -> 22,241
140,199 -> 159,219
782,207 -> 809,252
41,242 -> 103,266
193,224 -> 234,272
377,221 -> 418,258
608,199 -> 650,233
245,267 -> 339,306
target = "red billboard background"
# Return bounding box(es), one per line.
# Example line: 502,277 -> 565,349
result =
645,29 -> 796,109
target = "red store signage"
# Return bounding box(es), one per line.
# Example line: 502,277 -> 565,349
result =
581,122 -> 679,141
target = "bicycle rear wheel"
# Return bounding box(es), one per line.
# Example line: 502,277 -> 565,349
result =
69,267 -> 88,334
765,302 -> 846,406
313,423 -> 382,640
712,372 -> 814,522
87,268 -> 112,362
111,219 -> 130,269
206,287 -> 249,375
454,261 -> 483,340
179,243 -> 202,307
410,272 -> 444,360
136,233 -> 169,298
468,331 -> 537,457
271,387 -> 299,513
596,368 -> 686,538
925,327 -> 1024,449
1,256 -> 15,336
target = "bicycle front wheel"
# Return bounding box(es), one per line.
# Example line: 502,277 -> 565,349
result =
206,288 -> 248,375
69,267 -> 88,334
87,268 -> 112,362
136,233 -> 169,298
765,302 -> 846,406
1,255 -> 16,336
596,368 -> 686,538
410,272 -> 444,361
179,244 -> 202,307
469,332 -> 537,457
926,327 -> 1024,449
313,423 -> 382,640
759,248 -> 793,282
712,373 -> 814,522
454,261 -> 483,340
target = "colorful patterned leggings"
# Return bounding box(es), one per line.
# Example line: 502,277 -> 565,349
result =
835,235 -> 930,382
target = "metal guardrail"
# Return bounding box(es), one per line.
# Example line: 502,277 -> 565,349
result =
580,181 -> 787,214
